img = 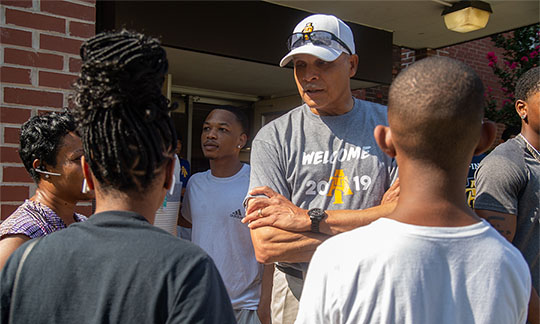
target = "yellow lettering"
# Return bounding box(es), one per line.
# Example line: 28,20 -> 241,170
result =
327,169 -> 353,204
465,179 -> 476,208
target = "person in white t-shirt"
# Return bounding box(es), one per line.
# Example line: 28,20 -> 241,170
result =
295,57 -> 531,324
181,106 -> 272,324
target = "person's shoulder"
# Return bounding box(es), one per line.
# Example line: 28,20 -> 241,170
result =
152,234 -> 219,271
159,233 -> 206,254
271,104 -> 306,124
486,138 -> 524,158
186,170 -> 210,185
74,213 -> 88,222
96,218 -> 211,265
1,236 -> 33,276
254,105 -> 305,140
241,163 -> 251,173
481,223 -> 530,271
480,139 -> 525,171
190,171 -> 208,180
236,163 -> 251,180
0,202 -> 45,238
0,205 -> 28,230
354,98 -> 388,121
356,98 -> 387,110
473,221 -> 517,252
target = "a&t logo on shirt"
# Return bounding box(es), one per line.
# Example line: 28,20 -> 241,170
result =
302,147 -> 374,205
327,169 -> 353,204
465,178 -> 476,208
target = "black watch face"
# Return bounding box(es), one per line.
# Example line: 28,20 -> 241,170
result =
309,208 -> 325,220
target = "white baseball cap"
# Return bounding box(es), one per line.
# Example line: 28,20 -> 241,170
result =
280,14 -> 356,67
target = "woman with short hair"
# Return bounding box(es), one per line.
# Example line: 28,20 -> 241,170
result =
0,111 -> 93,269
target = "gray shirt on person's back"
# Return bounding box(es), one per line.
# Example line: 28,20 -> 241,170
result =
475,135 -> 540,292
249,98 -> 398,273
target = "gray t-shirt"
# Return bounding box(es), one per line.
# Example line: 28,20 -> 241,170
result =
475,135 -> 540,292
249,98 -> 398,272
0,211 -> 236,324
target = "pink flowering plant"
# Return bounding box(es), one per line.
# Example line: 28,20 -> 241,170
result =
485,24 -> 539,128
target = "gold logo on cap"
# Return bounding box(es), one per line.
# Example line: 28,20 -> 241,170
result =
302,23 -> 314,40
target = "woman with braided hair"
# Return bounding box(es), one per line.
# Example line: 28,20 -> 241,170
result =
0,30 -> 236,324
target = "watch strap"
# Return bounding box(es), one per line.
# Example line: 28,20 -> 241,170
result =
309,208 -> 325,233
311,219 -> 320,233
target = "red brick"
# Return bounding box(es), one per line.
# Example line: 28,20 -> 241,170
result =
1,204 -> 21,220
40,34 -> 83,55
4,88 -> 63,108
39,71 -> 77,90
3,166 -> 33,183
37,109 -> 62,116
0,0 -> 32,8
41,1 -> 95,22
0,66 -> 31,85
0,146 -> 21,163
69,57 -> 82,73
69,21 -> 95,38
0,27 -> 32,47
0,185 -> 29,202
4,127 -> 21,144
0,107 -> 31,124
74,204 -> 93,216
4,48 -> 64,70
5,8 -> 65,33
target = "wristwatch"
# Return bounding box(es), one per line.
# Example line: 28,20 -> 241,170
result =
308,208 -> 327,233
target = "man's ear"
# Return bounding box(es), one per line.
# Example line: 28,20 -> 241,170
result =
474,121 -> 497,155
515,99 -> 528,122
163,158 -> 175,191
238,133 -> 248,149
374,125 -> 396,158
348,54 -> 359,78
81,156 -> 95,190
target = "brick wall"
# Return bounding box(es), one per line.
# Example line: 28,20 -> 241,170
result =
401,38 -> 509,149
415,37 -> 507,106
353,45 -> 402,105
0,0 -> 96,219
353,35 -> 509,149
355,36 -> 506,105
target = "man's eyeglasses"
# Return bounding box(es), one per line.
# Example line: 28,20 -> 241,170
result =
287,31 -> 352,55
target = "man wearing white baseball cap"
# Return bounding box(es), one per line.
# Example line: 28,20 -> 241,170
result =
279,14 -> 355,67
242,14 -> 399,323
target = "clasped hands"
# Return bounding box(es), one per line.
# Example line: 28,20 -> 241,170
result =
242,186 -> 311,232
242,179 -> 400,232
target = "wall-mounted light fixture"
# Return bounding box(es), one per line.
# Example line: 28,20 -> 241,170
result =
442,1 -> 492,33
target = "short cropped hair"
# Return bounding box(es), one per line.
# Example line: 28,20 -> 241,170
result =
19,112 -> 76,183
388,56 -> 485,167
73,30 -> 177,193
209,105 -> 250,137
515,66 -> 540,102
